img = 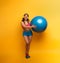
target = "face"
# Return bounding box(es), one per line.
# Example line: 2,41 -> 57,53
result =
24,15 -> 28,20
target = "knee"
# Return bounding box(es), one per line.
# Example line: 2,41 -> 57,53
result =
26,41 -> 30,45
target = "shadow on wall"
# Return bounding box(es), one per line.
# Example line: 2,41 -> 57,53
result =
17,21 -> 50,56
32,30 -> 48,43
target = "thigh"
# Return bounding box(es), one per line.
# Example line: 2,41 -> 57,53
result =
23,36 -> 29,44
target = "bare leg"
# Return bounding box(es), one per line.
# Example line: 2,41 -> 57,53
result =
23,36 -> 30,55
28,36 -> 32,54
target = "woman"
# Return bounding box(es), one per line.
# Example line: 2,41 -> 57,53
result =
21,13 -> 36,59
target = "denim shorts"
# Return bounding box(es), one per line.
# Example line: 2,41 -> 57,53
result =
23,30 -> 33,36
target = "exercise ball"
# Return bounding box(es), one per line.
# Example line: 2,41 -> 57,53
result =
31,16 -> 47,32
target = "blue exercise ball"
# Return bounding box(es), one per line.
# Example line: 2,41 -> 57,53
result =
31,16 -> 47,32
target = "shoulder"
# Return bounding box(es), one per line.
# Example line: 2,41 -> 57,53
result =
21,21 -> 25,25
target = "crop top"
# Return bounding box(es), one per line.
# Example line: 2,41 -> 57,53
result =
22,22 -> 31,30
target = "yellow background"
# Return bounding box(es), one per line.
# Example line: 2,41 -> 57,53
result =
0,0 -> 60,63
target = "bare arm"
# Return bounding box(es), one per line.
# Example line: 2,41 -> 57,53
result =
21,22 -> 36,30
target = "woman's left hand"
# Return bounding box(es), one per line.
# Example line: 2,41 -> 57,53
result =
31,25 -> 36,28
